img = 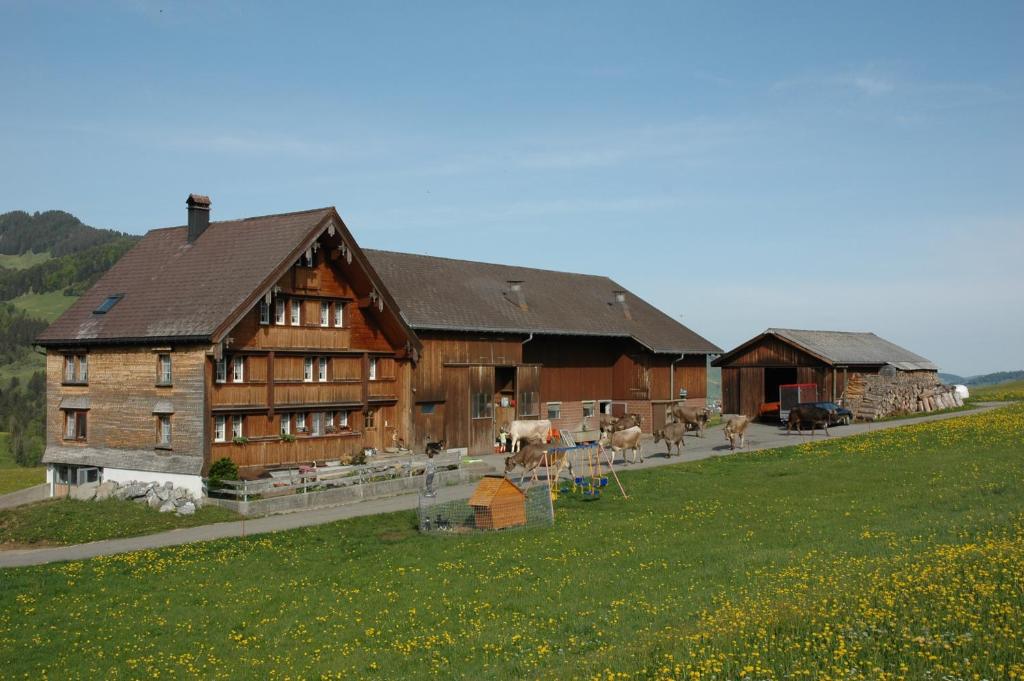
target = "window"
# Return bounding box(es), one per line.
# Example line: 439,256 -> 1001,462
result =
304,357 -> 314,382
582,401 -> 596,418
320,302 -> 330,327
547,402 -> 561,420
93,293 -> 124,314
157,354 -> 172,385
368,357 -> 378,381
232,356 -> 245,383
214,416 -> 226,442
334,303 -> 344,327
215,358 -> 227,383
76,467 -> 100,485
337,410 -> 349,429
296,412 -> 307,432
232,416 -> 243,439
471,393 -> 492,420
157,415 -> 172,447
275,299 -> 286,325
519,390 -> 539,417
63,354 -> 88,384
64,410 -> 88,441
290,299 -> 301,326
421,403 -> 436,415
312,411 -> 323,436
259,300 -> 270,325
280,413 -> 291,436
318,357 -> 328,382
365,408 -> 376,429
324,411 -> 334,432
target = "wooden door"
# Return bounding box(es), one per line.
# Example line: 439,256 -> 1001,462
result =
516,365 -> 541,420
469,365 -> 495,454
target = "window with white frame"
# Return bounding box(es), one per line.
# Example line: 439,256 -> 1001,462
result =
157,354 -> 172,385
290,299 -> 301,326
275,299 -> 286,325
157,415 -> 172,447
296,412 -> 307,432
582,401 -> 596,418
324,411 -> 334,432
334,302 -> 344,327
304,357 -> 314,382
259,300 -> 270,325
64,410 -> 88,441
215,357 -> 227,383
337,410 -> 349,429
63,354 -> 88,384
64,355 -> 75,383
318,357 -> 328,382
312,411 -> 323,436
214,415 -> 227,442
547,402 -> 561,420
368,357 -> 378,380
320,302 -> 330,327
232,356 -> 245,382
232,416 -> 243,439
280,413 -> 291,436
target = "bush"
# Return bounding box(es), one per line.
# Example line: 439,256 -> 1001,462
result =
206,457 -> 239,491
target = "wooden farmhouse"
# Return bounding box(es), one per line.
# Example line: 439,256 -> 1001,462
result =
468,475 -> 527,530
713,328 -> 939,418
36,196 -> 719,496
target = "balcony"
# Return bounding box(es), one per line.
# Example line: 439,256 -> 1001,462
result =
367,378 -> 397,401
211,383 -> 267,408
213,432 -> 362,469
239,325 -> 352,351
275,381 -> 363,407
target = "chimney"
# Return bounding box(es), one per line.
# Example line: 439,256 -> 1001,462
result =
613,290 -> 632,320
186,194 -> 211,243
505,280 -> 528,311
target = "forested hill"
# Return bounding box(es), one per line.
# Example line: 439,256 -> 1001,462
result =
0,210 -> 140,467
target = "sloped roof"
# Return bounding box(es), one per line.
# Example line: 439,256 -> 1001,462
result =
715,328 -> 937,370
468,475 -> 525,507
364,250 -> 721,355
38,208 -> 334,344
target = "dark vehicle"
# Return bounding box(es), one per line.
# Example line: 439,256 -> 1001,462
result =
798,402 -> 853,426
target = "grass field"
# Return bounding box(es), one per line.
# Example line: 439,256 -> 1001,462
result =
0,251 -> 51,270
0,433 -> 45,495
1,405 -> 1022,680
0,499 -> 240,546
969,379 -> 1024,402
8,290 -> 77,322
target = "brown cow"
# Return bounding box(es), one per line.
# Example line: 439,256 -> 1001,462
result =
504,444 -> 573,484
722,415 -> 752,451
787,405 -> 831,437
665,403 -> 710,438
599,413 -> 641,433
601,425 -> 643,464
653,421 -> 687,457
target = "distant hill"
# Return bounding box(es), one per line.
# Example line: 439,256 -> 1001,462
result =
939,373 -> 964,384
940,370 -> 1024,387
0,209 -> 141,467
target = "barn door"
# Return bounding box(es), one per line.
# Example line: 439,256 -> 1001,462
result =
469,365 -> 495,455
516,365 -> 541,420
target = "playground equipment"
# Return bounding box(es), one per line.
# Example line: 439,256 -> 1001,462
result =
543,430 -> 627,503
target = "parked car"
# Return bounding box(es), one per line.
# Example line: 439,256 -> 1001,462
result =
798,401 -> 853,426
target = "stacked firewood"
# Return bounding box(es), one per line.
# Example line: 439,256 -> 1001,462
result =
841,373 -> 962,421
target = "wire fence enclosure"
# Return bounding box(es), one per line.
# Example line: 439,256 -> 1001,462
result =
418,482 -> 554,535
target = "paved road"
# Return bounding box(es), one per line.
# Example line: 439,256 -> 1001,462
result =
0,404 -> 999,569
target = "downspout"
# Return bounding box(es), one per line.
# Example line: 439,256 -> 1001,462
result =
670,353 -> 685,402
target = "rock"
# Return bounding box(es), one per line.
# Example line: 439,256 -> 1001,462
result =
177,501 -> 196,516
172,486 -> 188,501
159,500 -> 176,513
94,481 -> 117,501
156,486 -> 171,502
148,492 -> 163,510
70,484 -> 97,501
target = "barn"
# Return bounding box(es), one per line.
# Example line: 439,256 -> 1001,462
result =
713,329 -> 939,419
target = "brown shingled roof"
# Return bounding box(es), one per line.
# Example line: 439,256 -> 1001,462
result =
38,207 -> 335,345
364,250 -> 721,355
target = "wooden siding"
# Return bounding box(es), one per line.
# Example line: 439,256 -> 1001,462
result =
721,335 -> 824,367
212,434 -> 364,469
524,337 -> 617,402
415,333 -> 523,403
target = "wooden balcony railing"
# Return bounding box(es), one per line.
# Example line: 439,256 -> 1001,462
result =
239,326 -> 352,351
211,383 -> 267,408
212,433 -> 361,468
367,378 -> 397,400
275,381 -> 363,406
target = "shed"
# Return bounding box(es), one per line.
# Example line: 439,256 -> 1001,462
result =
712,329 -> 938,418
468,475 -> 527,530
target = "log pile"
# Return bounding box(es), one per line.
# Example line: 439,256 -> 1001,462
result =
841,372 -> 963,421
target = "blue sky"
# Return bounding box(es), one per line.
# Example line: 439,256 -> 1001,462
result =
1,1 -> 1021,375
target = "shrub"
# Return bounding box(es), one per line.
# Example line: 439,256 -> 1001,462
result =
206,457 -> 239,491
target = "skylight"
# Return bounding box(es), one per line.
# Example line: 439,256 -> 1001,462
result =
93,294 -> 124,314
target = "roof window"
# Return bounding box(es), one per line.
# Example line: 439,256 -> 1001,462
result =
94,294 -> 124,314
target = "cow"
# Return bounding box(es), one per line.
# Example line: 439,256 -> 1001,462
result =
601,425 -> 643,465
599,413 -> 641,433
504,419 -> 552,452
722,415 -> 752,451
787,405 -> 832,437
504,444 -> 574,485
652,421 -> 687,457
664,403 -> 710,438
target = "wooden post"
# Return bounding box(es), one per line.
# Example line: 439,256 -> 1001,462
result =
267,351 -> 275,417
599,443 -> 628,500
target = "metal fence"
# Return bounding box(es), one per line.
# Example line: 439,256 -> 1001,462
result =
417,483 -> 554,534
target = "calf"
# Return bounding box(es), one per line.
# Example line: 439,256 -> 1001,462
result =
722,415 -> 752,451
504,444 -> 573,484
653,421 -> 687,457
665,403 -> 710,438
599,413 -> 641,433
787,406 -> 831,437
505,419 -> 553,452
601,425 -> 643,464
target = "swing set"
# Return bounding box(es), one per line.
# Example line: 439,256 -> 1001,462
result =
542,430 -> 627,503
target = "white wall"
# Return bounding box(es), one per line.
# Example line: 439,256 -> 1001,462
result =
102,468 -> 205,497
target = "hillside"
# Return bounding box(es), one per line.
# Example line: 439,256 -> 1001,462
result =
940,370 -> 1024,387
0,210 -> 141,468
